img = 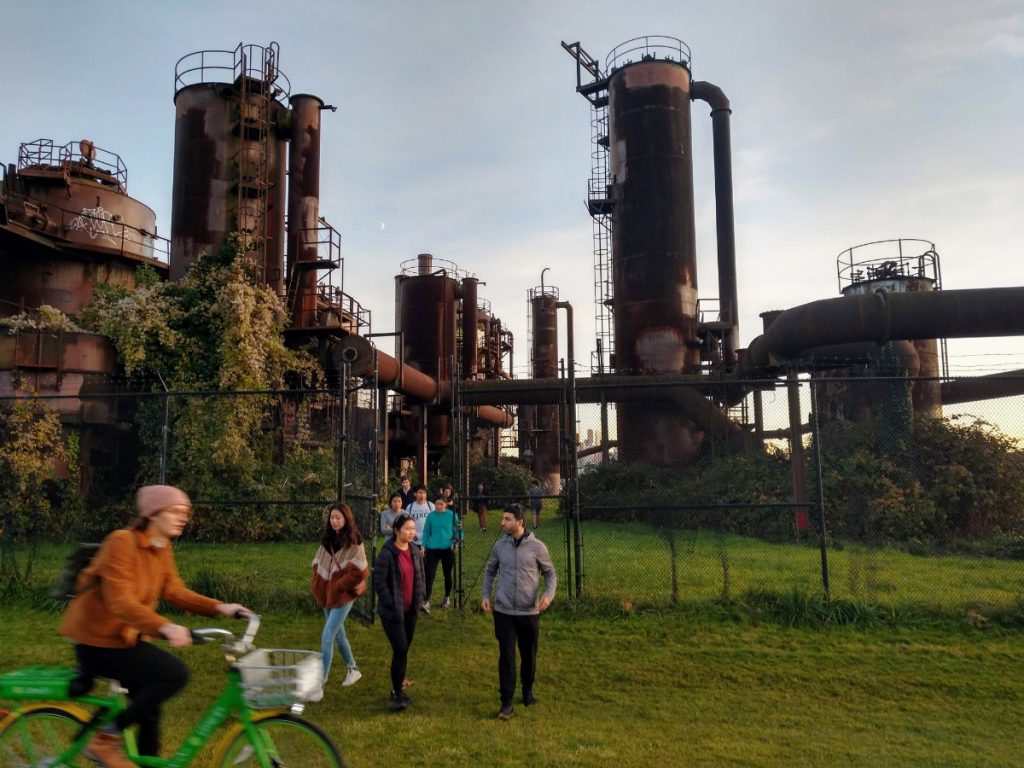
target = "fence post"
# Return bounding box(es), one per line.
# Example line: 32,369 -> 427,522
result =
157,372 -> 170,484
809,372 -> 830,599
787,369 -> 809,535
336,363 -> 348,502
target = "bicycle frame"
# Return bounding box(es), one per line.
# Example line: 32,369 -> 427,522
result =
43,667 -> 286,768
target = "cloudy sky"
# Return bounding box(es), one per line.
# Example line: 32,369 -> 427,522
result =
3,0 -> 1023,379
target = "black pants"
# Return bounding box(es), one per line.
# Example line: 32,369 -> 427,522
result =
380,608 -> 418,694
75,641 -> 190,757
424,548 -> 454,602
493,611 -> 539,705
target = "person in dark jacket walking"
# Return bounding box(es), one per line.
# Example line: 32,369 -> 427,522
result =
372,514 -> 425,711
481,503 -> 557,720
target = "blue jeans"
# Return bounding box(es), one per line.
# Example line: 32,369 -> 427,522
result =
321,602 -> 356,681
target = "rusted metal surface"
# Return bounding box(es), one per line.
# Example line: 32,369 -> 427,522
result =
286,94 -> 324,329
0,331 -> 119,423
942,370 -> 1024,405
1,142 -> 169,316
761,287 -> 1024,361
397,270 -> 457,382
609,59 -> 699,375
170,80 -> 288,284
608,59 -> 703,463
530,293 -> 560,490
691,81 -> 738,364
171,84 -> 229,278
460,374 -> 739,443
461,277 -> 479,378
841,265 -> 941,415
4,141 -> 163,261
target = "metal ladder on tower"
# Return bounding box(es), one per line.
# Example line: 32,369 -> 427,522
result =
562,41 -> 614,375
232,43 -> 276,282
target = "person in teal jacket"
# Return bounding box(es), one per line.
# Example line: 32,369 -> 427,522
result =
421,497 -> 460,612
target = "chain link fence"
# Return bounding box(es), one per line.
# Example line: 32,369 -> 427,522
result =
571,374 -> 1024,616
3,373 -> 1023,619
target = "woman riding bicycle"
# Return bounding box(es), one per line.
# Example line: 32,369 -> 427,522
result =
59,485 -> 249,768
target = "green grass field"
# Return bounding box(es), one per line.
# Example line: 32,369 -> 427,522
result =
1,605 -> 1022,767
7,508 -> 1024,618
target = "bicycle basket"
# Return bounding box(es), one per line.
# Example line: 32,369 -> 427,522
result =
236,649 -> 322,708
1,667 -> 81,700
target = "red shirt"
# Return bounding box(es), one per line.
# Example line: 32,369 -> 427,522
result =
397,546 -> 414,612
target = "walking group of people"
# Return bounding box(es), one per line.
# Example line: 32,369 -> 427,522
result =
56,479 -> 556,765
310,475 -> 557,718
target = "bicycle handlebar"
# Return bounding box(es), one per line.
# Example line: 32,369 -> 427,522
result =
190,611 -> 261,652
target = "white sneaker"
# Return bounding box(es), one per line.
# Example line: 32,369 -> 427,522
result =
307,686 -> 324,702
442,597 -> 451,609
342,668 -> 362,687
421,601 -> 431,615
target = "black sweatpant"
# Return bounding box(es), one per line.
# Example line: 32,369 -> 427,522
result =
380,608 -> 418,694
493,611 -> 539,705
423,548 -> 454,602
75,641 -> 190,757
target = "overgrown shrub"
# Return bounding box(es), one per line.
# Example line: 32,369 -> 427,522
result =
578,447 -> 793,539
816,416 -> 1024,542
0,401 -> 77,590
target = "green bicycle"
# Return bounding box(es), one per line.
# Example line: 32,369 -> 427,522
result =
0,614 -> 344,767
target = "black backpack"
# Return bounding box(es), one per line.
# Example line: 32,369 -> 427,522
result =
50,542 -> 102,601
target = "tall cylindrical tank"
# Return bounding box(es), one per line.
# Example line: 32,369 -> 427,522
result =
1,139 -> 166,315
837,240 -> 943,417
530,290 -> 560,492
397,255 -> 459,449
170,45 -> 289,293
287,94 -> 323,328
608,56 -> 702,463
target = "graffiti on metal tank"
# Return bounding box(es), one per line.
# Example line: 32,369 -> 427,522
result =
68,205 -> 120,246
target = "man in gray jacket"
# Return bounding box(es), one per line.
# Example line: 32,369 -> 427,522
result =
482,503 -> 557,720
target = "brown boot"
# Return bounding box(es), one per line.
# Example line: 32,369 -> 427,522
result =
84,730 -> 135,768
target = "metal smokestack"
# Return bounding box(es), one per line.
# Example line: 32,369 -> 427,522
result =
286,93 -> 324,329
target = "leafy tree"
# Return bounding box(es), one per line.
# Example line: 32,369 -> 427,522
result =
0,401 -> 73,590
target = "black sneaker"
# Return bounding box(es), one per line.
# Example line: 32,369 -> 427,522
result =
389,691 -> 411,711
497,702 -> 514,720
522,689 -> 537,706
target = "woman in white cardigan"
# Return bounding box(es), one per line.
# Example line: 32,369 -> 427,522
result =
310,502 -> 368,700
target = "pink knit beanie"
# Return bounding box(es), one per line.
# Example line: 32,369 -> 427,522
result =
136,485 -> 191,518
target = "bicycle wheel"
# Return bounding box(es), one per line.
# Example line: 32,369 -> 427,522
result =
0,705 -> 91,767
214,713 -> 344,768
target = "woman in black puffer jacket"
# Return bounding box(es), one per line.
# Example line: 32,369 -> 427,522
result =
372,514 -> 425,711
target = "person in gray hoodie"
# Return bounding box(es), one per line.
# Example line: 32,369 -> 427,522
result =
481,503 -> 557,720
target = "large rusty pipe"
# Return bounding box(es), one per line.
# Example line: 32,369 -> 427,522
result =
287,94 -> 324,328
941,370 -> 1024,405
334,338 -> 511,427
461,376 -> 739,442
470,405 -> 514,428
741,287 -> 1024,375
375,351 -> 439,402
691,80 -> 739,364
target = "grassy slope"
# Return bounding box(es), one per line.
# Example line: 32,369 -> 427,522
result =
2,606 -> 1021,768
11,509 -> 1023,614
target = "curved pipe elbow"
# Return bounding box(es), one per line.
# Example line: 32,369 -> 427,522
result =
691,80 -> 731,113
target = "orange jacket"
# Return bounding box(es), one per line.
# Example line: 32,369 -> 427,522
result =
60,528 -> 220,648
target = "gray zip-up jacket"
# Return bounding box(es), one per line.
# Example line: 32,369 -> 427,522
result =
482,531 -> 557,615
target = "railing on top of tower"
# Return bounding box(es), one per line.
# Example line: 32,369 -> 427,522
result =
836,238 -> 942,293
173,42 -> 291,100
604,36 -> 692,74
398,257 -> 476,282
18,139 -> 128,192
